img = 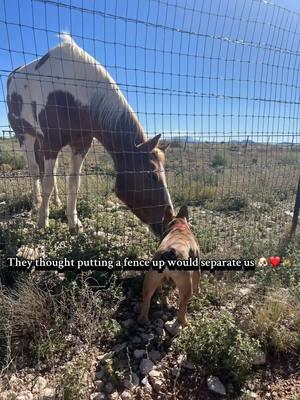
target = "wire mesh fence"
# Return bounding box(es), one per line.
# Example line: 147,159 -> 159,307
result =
0,0 -> 300,270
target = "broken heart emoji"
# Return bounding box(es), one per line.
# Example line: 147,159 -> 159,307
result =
269,256 -> 281,268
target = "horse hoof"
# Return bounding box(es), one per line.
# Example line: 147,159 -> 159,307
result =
69,222 -> 83,235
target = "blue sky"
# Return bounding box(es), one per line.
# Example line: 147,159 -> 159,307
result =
1,0 -> 300,143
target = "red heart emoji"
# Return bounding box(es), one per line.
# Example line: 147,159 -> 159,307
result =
269,256 -> 281,268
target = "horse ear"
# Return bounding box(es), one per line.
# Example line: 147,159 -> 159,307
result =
158,141 -> 170,152
163,205 -> 174,224
136,134 -> 161,152
177,205 -> 189,220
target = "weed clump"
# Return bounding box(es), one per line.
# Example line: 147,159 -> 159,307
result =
176,310 -> 259,384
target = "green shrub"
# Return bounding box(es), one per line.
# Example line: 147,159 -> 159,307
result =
213,194 -> 248,212
211,151 -> 228,168
0,148 -> 26,170
176,310 -> 259,384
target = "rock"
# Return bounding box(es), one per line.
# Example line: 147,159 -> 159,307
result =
98,351 -> 114,363
105,382 -> 114,394
141,377 -> 152,390
164,319 -> 182,336
41,388 -> 56,400
181,360 -> 195,370
106,200 -> 116,208
1,391 -> 16,400
16,392 -> 34,400
239,287 -> 252,296
156,327 -> 166,337
148,350 -> 161,362
140,332 -> 154,341
108,392 -> 120,400
33,376 -> 48,392
149,370 -> 163,380
151,378 -> 164,392
94,380 -> 104,391
139,359 -> 155,375
131,336 -> 142,344
253,350 -> 266,366
95,369 -> 105,380
93,231 -> 106,240
122,319 -> 135,329
113,343 -> 127,353
207,376 -> 226,396
90,394 -> 105,400
134,349 -> 146,359
123,373 -> 139,390
171,367 -> 180,377
120,390 -> 132,400
154,319 -> 164,328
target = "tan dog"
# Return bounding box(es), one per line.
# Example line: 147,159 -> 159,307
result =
138,205 -> 201,326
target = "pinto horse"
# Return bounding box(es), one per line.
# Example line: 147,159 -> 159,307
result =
7,33 -> 173,235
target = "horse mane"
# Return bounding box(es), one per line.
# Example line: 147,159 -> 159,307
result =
58,32 -> 146,147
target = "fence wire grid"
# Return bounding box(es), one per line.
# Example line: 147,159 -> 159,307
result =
0,0 -> 300,269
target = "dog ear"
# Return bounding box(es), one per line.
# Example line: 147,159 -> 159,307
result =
177,205 -> 189,220
163,205 -> 174,225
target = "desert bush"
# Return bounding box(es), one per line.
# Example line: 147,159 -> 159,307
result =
213,194 -> 248,212
0,278 -> 55,363
249,289 -> 300,353
5,193 -> 32,214
176,310 -> 260,384
0,276 -> 123,368
211,151 -> 228,168
0,148 -> 26,170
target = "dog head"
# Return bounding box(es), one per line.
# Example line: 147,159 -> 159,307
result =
161,205 -> 190,237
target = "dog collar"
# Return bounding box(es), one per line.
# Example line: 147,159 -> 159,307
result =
172,223 -> 189,231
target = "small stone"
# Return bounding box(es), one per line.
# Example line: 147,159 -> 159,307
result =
105,382 -> 114,394
151,378 -> 164,392
154,319 -> 164,328
41,388 -> 56,400
16,392 -> 34,400
171,367 -> 180,377
131,336 -> 142,344
148,350 -> 161,362
253,350 -> 266,366
134,349 -> 146,359
93,231 -> 106,240
122,319 -> 135,329
108,392 -> 120,400
140,332 -> 154,341
207,376 -> 226,396
33,376 -> 48,392
139,359 -> 155,375
148,370 -> 163,379
95,369 -> 105,379
113,343 -> 127,353
90,393 -> 105,400
164,319 -> 182,336
123,373 -> 139,390
94,380 -> 104,391
141,376 -> 152,391
120,390 -> 132,400
181,360 -> 195,370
